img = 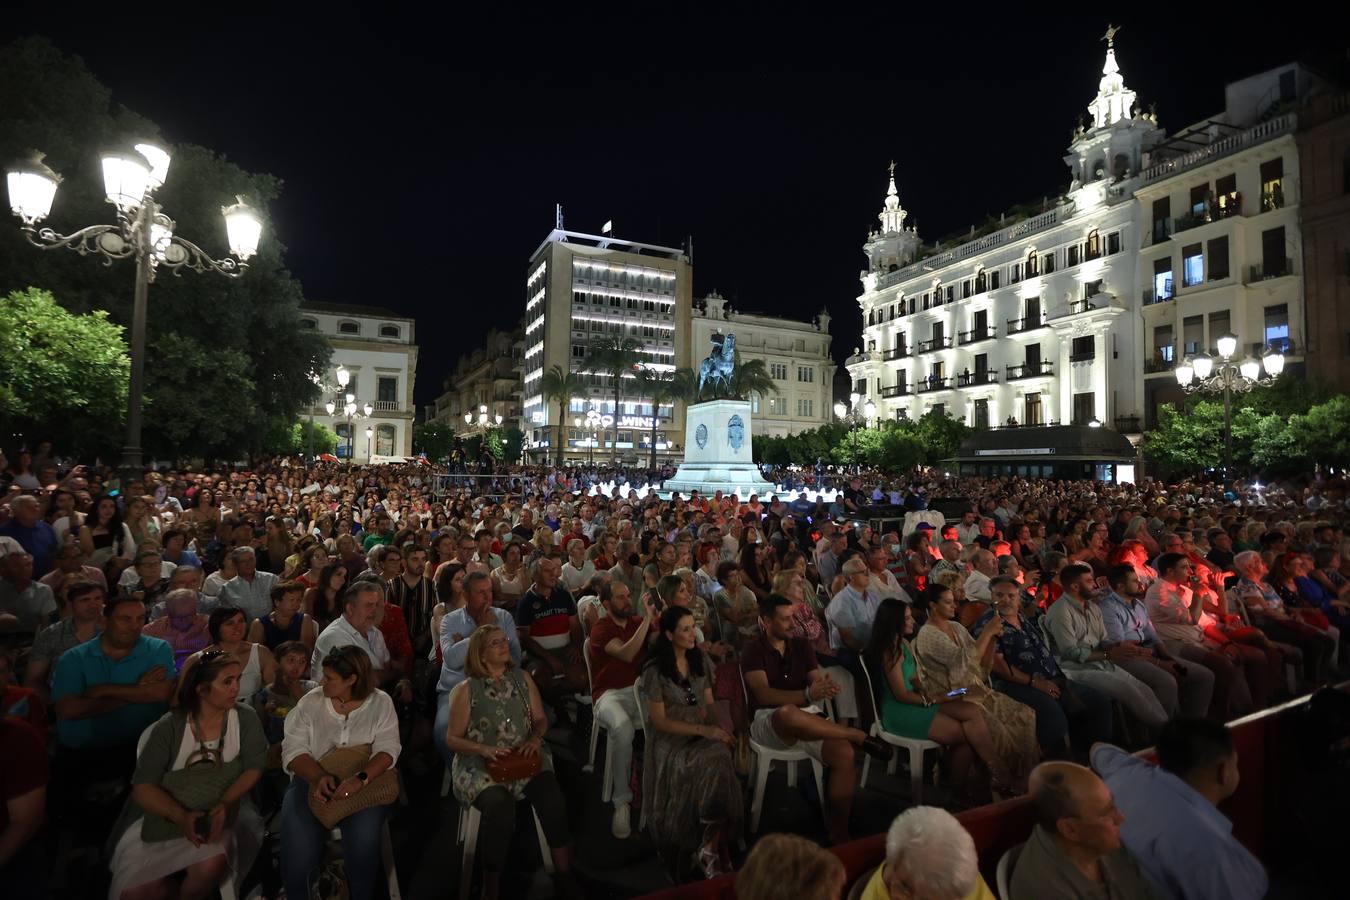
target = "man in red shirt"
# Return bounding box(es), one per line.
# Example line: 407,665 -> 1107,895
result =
588,581 -> 657,839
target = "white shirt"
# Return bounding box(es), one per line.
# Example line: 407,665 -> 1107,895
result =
963,570 -> 993,603
867,569 -> 910,603
312,614 -> 392,682
281,685 -> 401,775
219,570 -> 278,623
956,523 -> 980,545
117,560 -> 178,589
560,560 -> 596,593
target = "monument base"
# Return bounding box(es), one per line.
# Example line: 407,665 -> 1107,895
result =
664,399 -> 776,498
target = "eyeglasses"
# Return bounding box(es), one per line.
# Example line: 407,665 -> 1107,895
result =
485,638 -> 509,648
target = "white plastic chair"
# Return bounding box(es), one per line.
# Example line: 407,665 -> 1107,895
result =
739,662 -> 826,833
457,801 -> 553,900
996,841 -> 1025,900
631,681 -> 650,831
583,642 -> 644,803
856,662 -> 941,800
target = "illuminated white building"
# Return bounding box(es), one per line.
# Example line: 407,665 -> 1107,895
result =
300,303 -> 418,462
847,34 -> 1158,436
521,214 -> 693,463
690,292 -> 835,437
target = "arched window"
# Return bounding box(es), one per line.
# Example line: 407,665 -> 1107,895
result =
974,270 -> 987,293
1026,250 -> 1039,277
379,324 -> 400,338
300,318 -> 317,330
338,321 -> 360,335
1086,230 -> 1101,260
375,424 -> 396,457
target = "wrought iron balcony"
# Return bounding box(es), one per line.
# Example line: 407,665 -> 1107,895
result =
1143,279 -> 1173,305
880,383 -> 909,398
1006,362 -> 1054,380
883,345 -> 910,361
956,371 -> 998,388
957,326 -> 996,345
917,376 -> 950,393
1245,258 -> 1292,283
915,336 -> 953,354
1114,415 -> 1143,433
1006,315 -> 1047,335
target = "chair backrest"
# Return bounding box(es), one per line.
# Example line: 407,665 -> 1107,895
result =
855,657 -> 882,725
996,841 -> 1025,900
631,680 -> 650,732
582,636 -> 597,692
136,720 -> 156,759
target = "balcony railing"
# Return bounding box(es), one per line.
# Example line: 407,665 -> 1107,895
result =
1141,113 -> 1294,185
1144,357 -> 1176,374
917,376 -> 951,393
1069,351 -> 1097,363
1260,184 -> 1286,212
1246,258 -> 1292,283
916,336 -> 953,354
1006,315 -> 1047,335
1114,415 -> 1143,433
991,419 -> 1062,430
883,346 -> 910,361
880,383 -> 909,398
1067,298 -> 1107,317
1006,362 -> 1054,380
956,371 -> 998,388
1143,279 -> 1174,305
958,326 -> 996,345
373,400 -> 401,412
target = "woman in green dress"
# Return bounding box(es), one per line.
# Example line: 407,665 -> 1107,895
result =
862,598 -> 1011,795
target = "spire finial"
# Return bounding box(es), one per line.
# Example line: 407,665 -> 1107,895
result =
1102,23 -> 1120,47
888,159 -> 895,178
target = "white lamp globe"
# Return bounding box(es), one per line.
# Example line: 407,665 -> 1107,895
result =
1216,333 -> 1238,360
1174,361 -> 1194,386
1239,357 -> 1261,381
1263,349 -> 1285,377
1192,353 -> 1214,380
100,150 -> 152,210
5,152 -> 61,224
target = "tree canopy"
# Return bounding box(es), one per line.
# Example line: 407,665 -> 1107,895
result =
754,412 -> 969,471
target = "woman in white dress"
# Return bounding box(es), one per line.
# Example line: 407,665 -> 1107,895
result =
108,650 -> 267,900
185,607 -> 276,703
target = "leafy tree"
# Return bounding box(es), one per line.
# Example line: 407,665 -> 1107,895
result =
260,419 -> 337,457
413,422 -> 457,463
913,411 -> 971,465
500,425 -> 525,465
538,365 -> 585,466
636,366 -> 697,470
0,286 -> 129,455
0,37 -> 329,460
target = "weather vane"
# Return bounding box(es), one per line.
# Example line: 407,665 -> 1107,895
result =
888,159 -> 895,178
1102,24 -> 1120,47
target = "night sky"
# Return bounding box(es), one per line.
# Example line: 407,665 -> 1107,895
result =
3,9 -> 1343,408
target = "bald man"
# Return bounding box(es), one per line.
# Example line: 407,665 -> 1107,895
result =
1010,762 -> 1158,900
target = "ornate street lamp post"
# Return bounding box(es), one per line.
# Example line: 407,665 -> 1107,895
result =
1174,333 -> 1285,481
6,146 -> 261,481
328,392 -> 373,463
834,392 -> 876,471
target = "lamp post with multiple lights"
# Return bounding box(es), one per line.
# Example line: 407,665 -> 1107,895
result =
833,392 -> 876,470
1174,333 -> 1285,481
5,144 -> 261,481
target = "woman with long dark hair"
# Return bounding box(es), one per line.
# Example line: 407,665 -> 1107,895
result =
639,606 -> 742,880
79,494 -> 135,571
304,563 -> 347,630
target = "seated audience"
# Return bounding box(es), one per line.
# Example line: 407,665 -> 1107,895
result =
857,805 -> 996,900
247,580 -> 318,652
639,605 -> 743,879
1093,718 -> 1267,900
0,718 -> 48,898
188,607 -> 276,703
142,588 -> 212,672
443,627 -> 580,900
516,557 -> 587,712
107,650 -> 267,900
24,579 -> 104,700
0,550 -> 57,633
253,640 -> 316,747
1011,761 -> 1159,900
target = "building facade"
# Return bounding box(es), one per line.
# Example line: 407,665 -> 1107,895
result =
428,328 -> 524,437
848,38 -> 1153,437
690,292 -> 835,437
522,219 -> 693,463
1296,89 -> 1350,394
1136,65 -> 1319,426
300,303 -> 418,462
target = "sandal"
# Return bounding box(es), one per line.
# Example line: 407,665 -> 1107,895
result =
696,844 -> 727,879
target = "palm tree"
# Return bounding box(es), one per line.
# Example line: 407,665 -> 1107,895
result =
722,355 -> 778,405
538,364 -> 584,467
585,336 -> 643,463
636,367 -> 698,471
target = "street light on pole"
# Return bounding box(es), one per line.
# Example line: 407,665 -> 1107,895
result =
835,394 -> 874,469
365,426 -> 373,462
1175,334 -> 1285,482
6,146 -> 261,483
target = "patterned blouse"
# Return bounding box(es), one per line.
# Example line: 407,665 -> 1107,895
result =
972,609 -> 1062,680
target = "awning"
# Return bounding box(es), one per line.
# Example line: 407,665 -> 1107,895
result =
954,425 -> 1137,463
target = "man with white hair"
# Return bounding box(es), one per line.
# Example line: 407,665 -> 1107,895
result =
931,539 -> 964,580
1228,549 -> 1333,684
217,545 -> 277,623
857,805 -> 995,900
0,494 -> 58,578
963,549 -> 998,604
826,557 -> 879,657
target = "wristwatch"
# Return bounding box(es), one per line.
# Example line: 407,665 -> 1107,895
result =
356,771 -> 369,783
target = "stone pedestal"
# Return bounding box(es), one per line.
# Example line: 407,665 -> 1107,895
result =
664,399 -> 776,498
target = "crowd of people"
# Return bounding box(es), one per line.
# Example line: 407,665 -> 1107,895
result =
1,442 -> 1347,899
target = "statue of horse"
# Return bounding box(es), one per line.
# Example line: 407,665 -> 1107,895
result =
698,333 -> 736,395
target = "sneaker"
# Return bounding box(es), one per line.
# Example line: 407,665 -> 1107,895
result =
611,801 -> 632,839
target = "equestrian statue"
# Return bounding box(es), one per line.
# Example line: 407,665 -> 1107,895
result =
697,332 -> 736,395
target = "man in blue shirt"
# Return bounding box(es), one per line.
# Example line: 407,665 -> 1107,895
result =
51,592 -> 174,805
0,495 -> 59,579
432,570 -> 521,765
1098,565 -> 1215,719
1092,718 -> 1267,900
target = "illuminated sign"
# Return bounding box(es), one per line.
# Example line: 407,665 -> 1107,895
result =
582,410 -> 656,430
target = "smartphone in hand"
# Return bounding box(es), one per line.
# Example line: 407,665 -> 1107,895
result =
945,688 -> 968,698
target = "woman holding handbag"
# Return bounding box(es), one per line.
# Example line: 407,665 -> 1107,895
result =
107,650 -> 267,900
444,625 -> 581,900
280,646 -> 400,900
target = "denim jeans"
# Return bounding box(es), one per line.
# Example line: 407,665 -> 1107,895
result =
281,775 -> 390,900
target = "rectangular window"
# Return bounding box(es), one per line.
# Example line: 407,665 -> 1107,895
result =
1084,280 -> 1103,299
1182,243 -> 1204,287
1152,197 -> 1171,242
1216,173 -> 1236,197
1010,263 -> 1021,283
1190,183 -> 1209,216
1107,232 -> 1121,255
1207,236 -> 1229,281
974,352 -> 989,374
962,279 -> 973,299
1264,304 -> 1290,351
1067,244 -> 1080,267
1024,392 -> 1042,426
989,270 -> 1001,290
1153,256 -> 1173,301
1208,311 -> 1231,352
973,399 -> 990,429
932,403 -> 946,418
945,286 -> 954,304
770,363 -> 788,380
1183,315 -> 1204,356
1261,227 -> 1287,278
1042,251 -> 1055,274
1260,158 -> 1285,211
1071,335 -> 1095,361
1153,325 -> 1174,364
1072,392 -> 1096,425
750,394 -> 760,414
377,377 -> 398,403
797,366 -> 814,383
1026,253 -> 1039,277
797,398 -> 814,417
769,397 -> 788,415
